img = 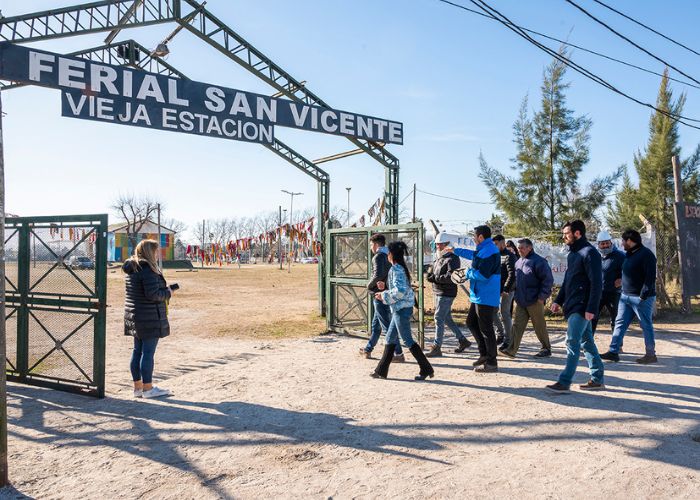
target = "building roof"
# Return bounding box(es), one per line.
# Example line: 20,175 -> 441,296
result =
108,218 -> 177,234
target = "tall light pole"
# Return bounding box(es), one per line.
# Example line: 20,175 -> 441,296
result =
281,190 -> 302,273
346,187 -> 351,226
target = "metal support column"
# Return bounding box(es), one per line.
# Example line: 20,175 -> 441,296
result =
385,167 -> 400,225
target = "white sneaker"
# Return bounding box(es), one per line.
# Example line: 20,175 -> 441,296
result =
142,386 -> 171,399
134,389 -> 143,398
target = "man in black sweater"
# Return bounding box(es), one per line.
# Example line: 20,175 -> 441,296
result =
360,233 -> 405,361
425,232 -> 471,357
547,220 -> 605,393
601,229 -> 658,364
492,235 -> 517,347
592,230 -> 625,334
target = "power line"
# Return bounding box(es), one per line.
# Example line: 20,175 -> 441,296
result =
564,0 -> 700,87
435,0 -> 700,90
416,188 -> 494,205
440,0 -> 700,129
591,0 -> 700,58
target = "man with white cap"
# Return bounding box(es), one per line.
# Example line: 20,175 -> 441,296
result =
593,230 -> 625,334
425,232 -> 471,357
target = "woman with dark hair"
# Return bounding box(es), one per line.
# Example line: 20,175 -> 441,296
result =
371,241 -> 434,381
506,240 -> 518,255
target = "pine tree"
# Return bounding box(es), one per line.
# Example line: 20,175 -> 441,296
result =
606,166 -> 641,231
479,50 -> 621,242
627,69 -> 700,305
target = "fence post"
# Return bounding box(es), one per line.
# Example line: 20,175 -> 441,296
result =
0,90 -> 9,486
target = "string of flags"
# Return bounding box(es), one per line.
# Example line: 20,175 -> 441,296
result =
47,225 -> 97,243
351,196 -> 386,228
185,217 -> 321,266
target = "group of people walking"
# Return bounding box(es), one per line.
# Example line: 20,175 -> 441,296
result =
360,220 -> 659,393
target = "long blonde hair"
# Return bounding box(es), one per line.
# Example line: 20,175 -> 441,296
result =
129,239 -> 161,274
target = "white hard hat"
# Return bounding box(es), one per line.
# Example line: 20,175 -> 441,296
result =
435,232 -> 451,244
596,230 -> 612,242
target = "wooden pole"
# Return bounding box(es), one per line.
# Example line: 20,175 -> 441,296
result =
671,155 -> 691,313
201,219 -> 205,268
0,92 -> 10,486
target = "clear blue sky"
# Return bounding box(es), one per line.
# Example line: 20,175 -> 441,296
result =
3,0 -> 700,239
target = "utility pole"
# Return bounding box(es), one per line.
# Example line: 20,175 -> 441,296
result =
412,183 -> 417,223
282,190 -> 302,273
0,93 -> 9,487
346,187 -> 351,226
156,203 -> 162,269
672,155 -> 691,313
278,205 -> 283,270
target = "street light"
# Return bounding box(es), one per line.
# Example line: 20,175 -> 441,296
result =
345,187 -> 351,226
281,189 -> 303,273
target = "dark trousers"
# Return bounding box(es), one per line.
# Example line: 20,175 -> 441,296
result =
130,336 -> 159,384
466,303 -> 497,365
591,291 -> 621,334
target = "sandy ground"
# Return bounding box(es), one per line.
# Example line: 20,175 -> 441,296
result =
2,265 -> 699,499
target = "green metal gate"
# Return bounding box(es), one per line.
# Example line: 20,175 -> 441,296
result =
4,215 -> 107,398
326,222 -> 424,346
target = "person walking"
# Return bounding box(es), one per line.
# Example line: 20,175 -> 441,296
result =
506,240 -> 518,256
492,235 -> 517,348
451,225 -> 501,373
499,238 -> 553,358
425,232 -> 471,357
601,229 -> 658,364
360,233 -> 404,361
123,239 -> 176,399
547,220 -> 605,394
371,241 -> 434,381
592,230 -> 625,334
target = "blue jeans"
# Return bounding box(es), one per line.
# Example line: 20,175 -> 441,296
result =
433,295 -> 465,347
130,337 -> 159,384
384,307 -> 416,348
557,313 -> 604,388
365,299 -> 403,354
609,294 -> 656,355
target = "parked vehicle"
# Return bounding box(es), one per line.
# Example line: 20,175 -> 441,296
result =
67,256 -> 95,270
301,256 -> 319,264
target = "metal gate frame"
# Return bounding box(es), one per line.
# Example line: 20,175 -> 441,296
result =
326,222 -> 424,347
4,214 -> 107,398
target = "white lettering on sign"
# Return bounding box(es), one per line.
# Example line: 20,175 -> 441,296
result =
29,52 -> 55,82
685,204 -> 700,218
58,57 -> 86,89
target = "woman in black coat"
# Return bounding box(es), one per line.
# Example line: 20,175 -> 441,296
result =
123,239 -> 176,399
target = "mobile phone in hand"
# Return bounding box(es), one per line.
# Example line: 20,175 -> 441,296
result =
170,283 -> 180,291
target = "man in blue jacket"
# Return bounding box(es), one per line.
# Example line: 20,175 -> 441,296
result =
547,220 -> 605,393
452,225 -> 501,373
500,238 -> 554,358
601,229 -> 658,364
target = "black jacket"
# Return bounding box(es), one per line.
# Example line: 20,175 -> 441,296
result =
123,259 -> 171,340
622,244 -> 656,299
426,251 -> 460,297
367,248 -> 391,293
554,236 -> 603,319
500,249 -> 517,293
601,247 -> 625,293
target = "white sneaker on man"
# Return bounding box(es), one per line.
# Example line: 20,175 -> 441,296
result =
133,389 -> 143,398
142,386 -> 171,399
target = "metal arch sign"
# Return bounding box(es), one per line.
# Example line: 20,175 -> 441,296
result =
0,42 -> 404,146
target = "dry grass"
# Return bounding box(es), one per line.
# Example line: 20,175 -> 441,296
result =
107,263 -> 326,340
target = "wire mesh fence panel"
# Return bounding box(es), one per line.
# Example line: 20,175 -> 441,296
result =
332,233 -> 368,278
4,215 -> 107,397
331,284 -> 369,331
27,309 -> 95,384
5,307 -> 18,374
29,226 -> 97,297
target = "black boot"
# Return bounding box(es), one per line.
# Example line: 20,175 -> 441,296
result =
371,344 -> 396,379
409,344 -> 434,381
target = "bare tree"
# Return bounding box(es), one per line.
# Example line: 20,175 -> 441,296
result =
111,194 -> 161,250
